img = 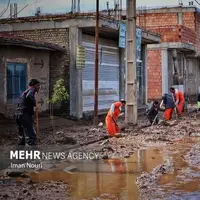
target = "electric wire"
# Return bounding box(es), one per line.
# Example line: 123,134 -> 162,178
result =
194,0 -> 200,6
0,0 -> 11,17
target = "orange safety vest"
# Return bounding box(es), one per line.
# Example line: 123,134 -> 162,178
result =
175,89 -> 185,103
107,101 -> 123,120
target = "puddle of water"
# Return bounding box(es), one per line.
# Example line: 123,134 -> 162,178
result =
11,136 -> 199,200
157,137 -> 200,198
30,148 -> 164,200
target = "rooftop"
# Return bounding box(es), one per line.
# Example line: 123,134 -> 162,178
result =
0,33 -> 64,51
0,12 -> 115,24
101,5 -> 200,15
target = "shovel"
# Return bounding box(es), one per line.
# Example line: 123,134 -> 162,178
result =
151,114 -> 158,126
171,93 -> 178,119
174,106 -> 178,119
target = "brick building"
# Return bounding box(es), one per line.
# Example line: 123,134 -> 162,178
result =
138,6 -> 200,101
104,6 -> 200,101
0,13 -> 160,118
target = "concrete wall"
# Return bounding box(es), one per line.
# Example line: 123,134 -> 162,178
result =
0,46 -> 49,118
185,57 -> 200,100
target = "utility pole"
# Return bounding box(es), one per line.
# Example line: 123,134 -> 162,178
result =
125,0 -> 137,125
93,0 -> 99,126
10,4 -> 13,18
14,3 -> 17,18
71,0 -> 74,13
77,0 -> 80,12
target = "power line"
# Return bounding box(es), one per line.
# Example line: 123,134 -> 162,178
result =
194,0 -> 200,6
7,4 -> 29,19
0,0 -> 10,16
2,0 -> 46,19
1,0 -> 68,20
0,0 -> 11,17
0,8 -> 6,16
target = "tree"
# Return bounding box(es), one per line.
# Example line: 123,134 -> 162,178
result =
48,78 -> 69,119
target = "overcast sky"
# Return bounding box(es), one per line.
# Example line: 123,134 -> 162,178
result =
0,0 -> 198,18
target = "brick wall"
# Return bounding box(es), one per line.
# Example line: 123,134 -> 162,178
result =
149,26 -> 181,42
49,51 -> 70,113
137,12 -> 195,30
147,49 -> 162,100
5,28 -> 70,113
148,25 -> 196,44
180,25 -> 196,44
138,11 -> 200,55
137,13 -> 178,28
195,13 -> 200,54
8,29 -> 69,46
137,10 -> 200,100
183,12 -> 195,30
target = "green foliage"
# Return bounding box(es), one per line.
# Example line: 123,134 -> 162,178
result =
48,79 -> 69,104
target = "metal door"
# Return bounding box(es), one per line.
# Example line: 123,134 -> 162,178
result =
82,34 -> 120,112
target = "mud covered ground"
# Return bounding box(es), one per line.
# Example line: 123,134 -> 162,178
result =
0,111 -> 200,199
135,139 -> 200,200
0,114 -> 109,147
0,179 -> 74,200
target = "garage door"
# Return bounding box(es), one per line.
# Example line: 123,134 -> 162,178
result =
82,34 -> 120,112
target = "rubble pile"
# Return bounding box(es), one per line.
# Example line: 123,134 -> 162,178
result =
136,163 -> 173,200
184,144 -> 200,169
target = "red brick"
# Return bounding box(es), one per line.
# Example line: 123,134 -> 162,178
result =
147,49 -> 162,100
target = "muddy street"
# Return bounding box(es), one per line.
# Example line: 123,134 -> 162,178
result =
0,113 -> 200,200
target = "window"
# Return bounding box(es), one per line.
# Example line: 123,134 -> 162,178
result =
7,63 -> 27,104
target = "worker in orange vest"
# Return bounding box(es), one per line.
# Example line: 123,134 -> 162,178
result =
170,87 -> 185,116
105,99 -> 126,137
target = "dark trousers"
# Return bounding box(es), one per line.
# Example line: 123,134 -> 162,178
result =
16,113 -> 37,145
147,115 -> 159,125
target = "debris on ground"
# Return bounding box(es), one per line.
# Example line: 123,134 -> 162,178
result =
63,166 -> 79,173
0,179 -> 73,200
136,157 -> 173,199
184,144 -> 200,169
0,112 -> 200,199
98,122 -> 104,127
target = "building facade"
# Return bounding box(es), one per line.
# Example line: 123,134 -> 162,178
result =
0,13 -> 160,118
0,35 -> 64,118
138,6 -> 200,101
105,6 -> 200,102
